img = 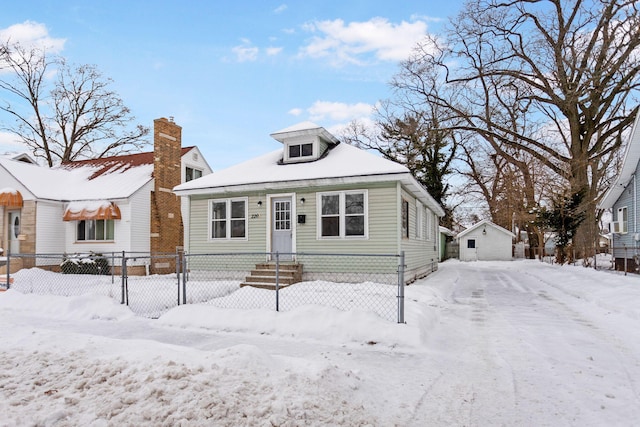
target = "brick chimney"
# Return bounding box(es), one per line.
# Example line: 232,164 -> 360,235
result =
150,117 -> 183,273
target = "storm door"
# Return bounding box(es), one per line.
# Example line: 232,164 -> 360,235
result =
271,197 -> 292,260
8,211 -> 20,254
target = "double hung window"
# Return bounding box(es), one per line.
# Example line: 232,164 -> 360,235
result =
319,191 -> 367,238
210,198 -> 247,239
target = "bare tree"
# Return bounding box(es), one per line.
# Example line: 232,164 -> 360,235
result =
393,0 -> 640,257
342,102 -> 458,227
0,42 -> 149,166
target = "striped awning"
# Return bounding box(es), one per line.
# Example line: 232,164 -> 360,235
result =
0,188 -> 23,208
63,201 -> 122,221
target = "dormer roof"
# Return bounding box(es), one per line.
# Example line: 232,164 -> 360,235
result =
270,121 -> 339,145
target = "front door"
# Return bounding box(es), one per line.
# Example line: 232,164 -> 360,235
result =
271,197 -> 292,260
8,211 -> 20,254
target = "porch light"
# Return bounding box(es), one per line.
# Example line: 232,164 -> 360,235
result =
300,197 -> 305,204
257,201 -> 263,206
482,226 -> 487,235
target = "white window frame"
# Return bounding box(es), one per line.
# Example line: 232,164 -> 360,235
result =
208,197 -> 248,241
185,166 -> 203,182
285,141 -> 316,162
426,209 -> 433,241
317,190 -> 368,239
76,219 -> 115,242
617,206 -> 628,234
416,201 -> 424,239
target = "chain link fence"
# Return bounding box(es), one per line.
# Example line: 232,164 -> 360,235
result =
1,251 -> 406,323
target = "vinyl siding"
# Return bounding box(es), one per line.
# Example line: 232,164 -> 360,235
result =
183,180 -> 444,281
399,187 -> 439,281
130,183 -> 152,252
35,201 -> 65,254
188,192 -> 267,254
611,168 -> 639,259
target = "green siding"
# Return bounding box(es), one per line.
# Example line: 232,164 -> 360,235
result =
184,180 -> 440,281
399,188 -> 439,281
189,193 -> 267,254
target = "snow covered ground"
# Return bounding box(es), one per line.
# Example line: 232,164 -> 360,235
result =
0,259 -> 639,426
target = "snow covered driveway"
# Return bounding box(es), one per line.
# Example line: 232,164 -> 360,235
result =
410,261 -> 640,425
0,260 -> 639,426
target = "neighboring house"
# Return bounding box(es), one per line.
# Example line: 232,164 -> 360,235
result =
1,152 -> 38,164
0,117 -> 212,274
173,121 -> 445,284
439,226 -> 455,261
456,220 -> 515,261
598,112 -> 640,271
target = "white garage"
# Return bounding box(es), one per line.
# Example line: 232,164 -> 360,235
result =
457,220 -> 515,261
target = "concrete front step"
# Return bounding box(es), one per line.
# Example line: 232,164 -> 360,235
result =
241,262 -> 303,289
244,275 -> 297,285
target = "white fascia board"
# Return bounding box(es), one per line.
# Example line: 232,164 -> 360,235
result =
174,171 -> 445,215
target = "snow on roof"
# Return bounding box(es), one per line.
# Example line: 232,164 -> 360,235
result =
175,143 -> 408,191
0,187 -> 20,195
456,219 -> 515,239
0,157 -> 153,201
0,147 -> 199,202
174,142 -> 446,216
269,121 -> 339,145
599,112 -> 640,209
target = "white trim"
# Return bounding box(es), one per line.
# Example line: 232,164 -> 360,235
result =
416,200 -> 424,239
266,193 -> 297,255
174,171 -> 445,218
207,197 -> 249,241
284,141 -> 317,163
316,189 -> 368,240
599,112 -> 640,209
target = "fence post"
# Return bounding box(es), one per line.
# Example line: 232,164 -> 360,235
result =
275,252 -> 280,312
397,251 -> 405,324
5,253 -> 10,290
624,247 -> 628,276
175,252 -> 181,306
181,252 -> 187,305
121,251 -> 127,304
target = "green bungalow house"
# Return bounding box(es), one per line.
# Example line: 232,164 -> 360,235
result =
173,122 -> 445,284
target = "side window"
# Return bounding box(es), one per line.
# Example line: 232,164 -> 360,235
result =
186,167 -> 203,182
467,239 -> 476,249
401,199 -> 409,238
416,201 -> 424,239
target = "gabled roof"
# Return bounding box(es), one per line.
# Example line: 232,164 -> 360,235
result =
0,147 -> 196,202
60,147 -> 196,180
599,112 -> 640,209
174,134 -> 445,216
1,152 -> 38,164
457,219 -> 515,239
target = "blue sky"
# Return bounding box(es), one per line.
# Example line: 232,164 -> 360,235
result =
0,1 -> 461,170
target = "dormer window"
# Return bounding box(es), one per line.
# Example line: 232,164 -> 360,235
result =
271,121 -> 340,164
289,143 -> 313,159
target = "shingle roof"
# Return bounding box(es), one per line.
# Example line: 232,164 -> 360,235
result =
60,147 -> 195,180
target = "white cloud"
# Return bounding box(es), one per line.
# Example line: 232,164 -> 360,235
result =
300,17 -> 428,65
0,21 -> 65,53
307,100 -> 374,122
0,131 -> 23,148
288,108 -> 303,116
274,4 -> 288,14
232,39 -> 259,62
266,46 -> 283,56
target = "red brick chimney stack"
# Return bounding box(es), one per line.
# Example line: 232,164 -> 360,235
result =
150,117 -> 183,271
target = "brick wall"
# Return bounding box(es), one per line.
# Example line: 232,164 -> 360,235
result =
150,117 -> 183,274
